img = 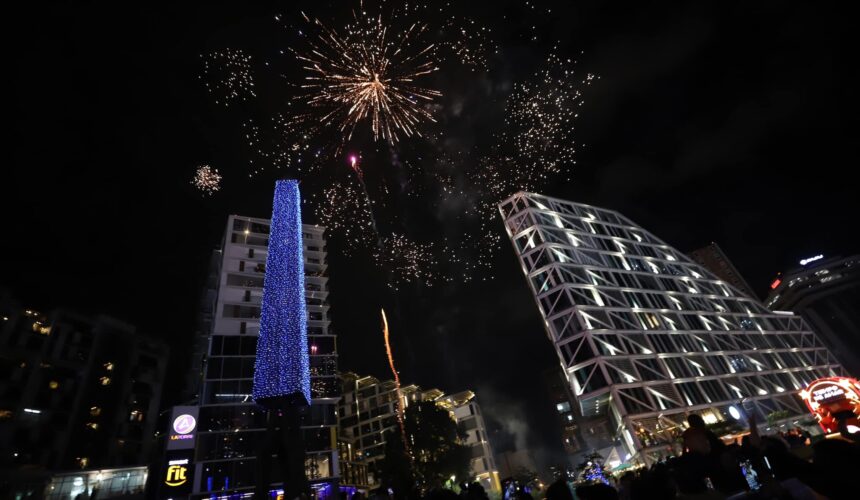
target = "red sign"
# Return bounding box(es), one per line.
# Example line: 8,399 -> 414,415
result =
800,377 -> 860,434
770,278 -> 782,290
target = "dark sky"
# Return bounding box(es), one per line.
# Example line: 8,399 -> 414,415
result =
5,0 -> 857,471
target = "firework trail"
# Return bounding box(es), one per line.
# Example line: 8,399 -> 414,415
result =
381,308 -> 411,458
349,154 -> 383,243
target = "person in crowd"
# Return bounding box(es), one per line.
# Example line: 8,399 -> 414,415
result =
574,483 -> 618,500
615,472 -> 634,500
545,478 -> 573,500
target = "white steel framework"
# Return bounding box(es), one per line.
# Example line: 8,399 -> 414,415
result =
499,192 -> 845,460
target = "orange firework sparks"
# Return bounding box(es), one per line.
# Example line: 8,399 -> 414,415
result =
381,308 -> 410,456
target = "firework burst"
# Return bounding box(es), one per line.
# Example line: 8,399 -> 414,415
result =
200,49 -> 256,107
289,4 -> 442,144
469,51 -> 597,274
192,165 -> 222,195
373,233 -> 439,290
307,181 -> 377,252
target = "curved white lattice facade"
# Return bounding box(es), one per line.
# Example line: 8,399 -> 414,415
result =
499,192 -> 844,458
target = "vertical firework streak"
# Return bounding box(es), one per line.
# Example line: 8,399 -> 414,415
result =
381,308 -> 411,458
349,155 -> 383,248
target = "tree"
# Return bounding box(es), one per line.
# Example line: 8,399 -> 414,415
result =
377,401 -> 472,493
574,452 -> 609,485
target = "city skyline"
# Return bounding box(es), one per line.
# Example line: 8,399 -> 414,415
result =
5,0 -> 860,473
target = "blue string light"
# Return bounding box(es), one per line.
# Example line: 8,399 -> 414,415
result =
253,180 -> 311,407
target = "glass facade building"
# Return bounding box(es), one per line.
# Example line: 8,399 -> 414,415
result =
189,215 -> 339,498
499,192 -> 846,462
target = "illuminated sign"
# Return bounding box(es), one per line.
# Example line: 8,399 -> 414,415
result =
165,458 -> 189,487
172,414 -> 196,438
167,406 -> 198,451
800,377 -> 860,434
812,385 -> 845,403
800,255 -> 823,266
770,278 -> 782,290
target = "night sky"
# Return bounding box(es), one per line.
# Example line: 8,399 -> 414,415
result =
5,1 -> 857,470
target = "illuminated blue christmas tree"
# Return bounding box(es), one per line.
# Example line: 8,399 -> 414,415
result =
252,179 -> 311,408
576,452 -> 609,485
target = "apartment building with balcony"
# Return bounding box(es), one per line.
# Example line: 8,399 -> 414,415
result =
338,373 -> 499,492
186,216 -> 339,498
0,292 -> 167,496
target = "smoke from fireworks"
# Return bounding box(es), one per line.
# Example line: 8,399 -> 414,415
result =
287,4 -> 442,144
200,49 -> 256,107
192,165 -> 222,195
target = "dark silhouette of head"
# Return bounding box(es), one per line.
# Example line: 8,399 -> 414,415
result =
574,483 -> 618,500
545,479 -> 574,500
687,414 -> 705,429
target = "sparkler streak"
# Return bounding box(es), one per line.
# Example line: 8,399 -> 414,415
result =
381,308 -> 411,458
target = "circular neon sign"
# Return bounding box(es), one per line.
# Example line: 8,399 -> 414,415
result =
172,414 -> 197,435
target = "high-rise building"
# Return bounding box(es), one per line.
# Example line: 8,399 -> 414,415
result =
0,292 -> 167,496
338,372 -> 419,482
186,215 -> 340,498
499,192 -> 846,463
338,374 -> 499,492
542,367 -> 585,460
436,391 -> 500,492
688,242 -> 758,300
765,255 -> 860,377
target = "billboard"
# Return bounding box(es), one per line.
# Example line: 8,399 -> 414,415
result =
167,406 -> 199,451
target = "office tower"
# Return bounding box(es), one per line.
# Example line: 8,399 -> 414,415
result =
688,242 -> 758,300
499,192 -> 845,463
338,374 -> 499,492
0,293 -> 166,496
765,255 -> 860,377
188,215 -> 339,498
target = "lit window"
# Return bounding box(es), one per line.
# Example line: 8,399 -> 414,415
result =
48,381 -> 59,390
129,410 -> 144,422
99,377 -> 111,386
103,362 -> 114,371
77,457 -> 89,468
0,410 -> 12,419
32,321 -> 51,335
86,422 -> 99,430
90,407 -> 102,416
